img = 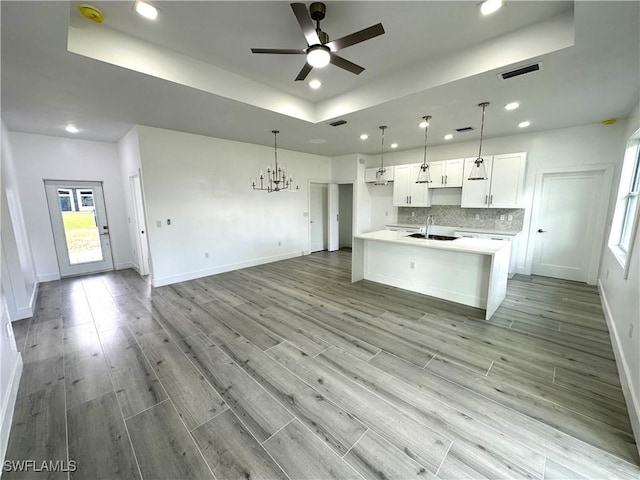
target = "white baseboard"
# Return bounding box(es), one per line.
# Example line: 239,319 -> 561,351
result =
0,354 -> 23,466
115,262 -> 133,271
37,272 -> 60,282
598,280 -> 640,456
151,251 -> 303,287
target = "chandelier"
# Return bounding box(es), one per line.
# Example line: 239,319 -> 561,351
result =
416,115 -> 433,184
374,125 -> 388,185
468,102 -> 490,180
252,130 -> 299,192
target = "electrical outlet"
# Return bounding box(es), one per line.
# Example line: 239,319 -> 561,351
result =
410,261 -> 415,269
278,241 -> 281,246
508,215 -> 513,221
167,219 -> 171,226
629,323 -> 635,338
500,215 -> 505,221
475,214 -> 480,220
204,252 -> 209,258
385,211 -> 389,217
411,211 -> 416,218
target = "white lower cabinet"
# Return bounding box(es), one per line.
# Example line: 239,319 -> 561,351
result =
393,164 -> 431,207
429,159 -> 464,188
455,230 -> 520,277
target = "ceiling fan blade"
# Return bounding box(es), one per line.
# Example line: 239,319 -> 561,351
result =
295,62 -> 313,81
325,23 -> 385,52
291,3 -> 321,46
330,54 -> 365,75
251,48 -> 306,55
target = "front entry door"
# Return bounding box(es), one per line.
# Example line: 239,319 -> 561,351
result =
44,180 -> 114,277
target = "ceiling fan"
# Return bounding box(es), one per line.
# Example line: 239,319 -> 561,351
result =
251,2 -> 385,81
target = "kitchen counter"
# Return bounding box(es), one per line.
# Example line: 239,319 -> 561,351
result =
385,224 -> 521,236
352,230 -> 510,319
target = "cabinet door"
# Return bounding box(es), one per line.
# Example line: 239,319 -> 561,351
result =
489,153 -> 526,208
392,165 -> 411,206
444,159 -> 464,187
408,164 -> 431,206
461,157 -> 492,207
428,161 -> 446,188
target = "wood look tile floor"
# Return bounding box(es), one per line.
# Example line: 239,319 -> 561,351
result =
5,250 -> 640,479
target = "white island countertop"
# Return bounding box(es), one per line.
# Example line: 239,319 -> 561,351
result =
355,230 -> 510,256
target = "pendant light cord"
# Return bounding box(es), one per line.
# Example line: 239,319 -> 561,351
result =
379,125 -> 387,171
422,116 -> 431,167
477,102 -> 488,161
272,130 -> 279,173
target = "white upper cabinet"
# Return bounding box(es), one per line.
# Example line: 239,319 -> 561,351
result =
365,166 -> 394,183
461,152 -> 527,208
429,159 -> 464,188
393,164 -> 431,207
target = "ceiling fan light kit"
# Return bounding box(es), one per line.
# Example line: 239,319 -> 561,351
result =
251,2 -> 385,81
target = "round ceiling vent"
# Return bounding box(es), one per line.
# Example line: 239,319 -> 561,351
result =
79,4 -> 104,23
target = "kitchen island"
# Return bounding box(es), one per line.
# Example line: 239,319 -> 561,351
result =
352,230 -> 510,320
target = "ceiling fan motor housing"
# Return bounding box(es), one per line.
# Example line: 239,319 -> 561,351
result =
310,2 -> 326,22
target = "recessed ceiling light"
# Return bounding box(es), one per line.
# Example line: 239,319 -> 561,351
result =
418,119 -> 430,128
505,102 -> 520,111
308,79 -> 322,90
480,0 -> 503,16
360,134 -> 369,140
390,143 -> 398,149
518,121 -> 531,128
65,124 -> 79,134
444,134 -> 453,140
135,1 -> 158,20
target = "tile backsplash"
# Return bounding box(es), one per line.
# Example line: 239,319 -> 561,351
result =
397,205 -> 525,232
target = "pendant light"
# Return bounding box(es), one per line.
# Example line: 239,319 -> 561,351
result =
468,102 -> 490,180
374,125 -> 388,185
416,115 -> 433,184
251,130 -> 299,192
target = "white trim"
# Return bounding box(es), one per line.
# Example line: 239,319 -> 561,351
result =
0,354 -> 23,465
525,163 -> 615,284
598,279 -> 640,456
37,272 -> 60,282
115,262 -> 133,271
12,280 -> 39,320
151,251 -> 302,287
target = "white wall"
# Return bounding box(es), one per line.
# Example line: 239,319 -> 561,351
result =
117,127 -> 145,273
8,132 -> 132,281
0,123 -> 24,464
136,125 -> 332,286
598,101 -> 640,451
365,122 -> 626,272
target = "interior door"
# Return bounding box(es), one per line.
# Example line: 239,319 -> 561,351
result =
310,183 -> 328,252
44,180 -> 114,277
130,174 -> 150,275
328,183 -> 339,252
532,170 -> 604,282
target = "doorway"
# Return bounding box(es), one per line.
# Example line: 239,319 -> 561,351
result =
130,174 -> 150,276
530,166 -> 613,283
44,180 -> 114,277
310,183 -> 328,252
338,184 -> 353,248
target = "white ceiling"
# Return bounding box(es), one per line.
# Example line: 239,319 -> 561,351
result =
1,1 -> 639,156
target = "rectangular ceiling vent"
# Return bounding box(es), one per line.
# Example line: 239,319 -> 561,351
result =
455,126 -> 475,133
328,119 -> 347,127
499,62 -> 543,81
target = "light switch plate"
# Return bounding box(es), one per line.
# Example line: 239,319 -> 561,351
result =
156,220 -> 161,228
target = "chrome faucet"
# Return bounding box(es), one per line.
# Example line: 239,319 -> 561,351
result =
425,214 -> 434,238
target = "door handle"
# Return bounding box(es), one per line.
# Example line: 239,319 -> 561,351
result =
537,228 -> 547,233
336,214 -> 339,222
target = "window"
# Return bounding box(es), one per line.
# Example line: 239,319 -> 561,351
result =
609,129 -> 640,277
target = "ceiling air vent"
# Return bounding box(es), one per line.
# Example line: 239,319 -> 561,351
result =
499,62 -> 542,81
455,126 -> 475,133
328,120 -> 347,127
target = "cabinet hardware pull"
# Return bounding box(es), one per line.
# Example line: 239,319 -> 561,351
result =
441,176 -> 444,184
489,195 -> 493,205
485,195 -> 488,204
445,175 -> 448,184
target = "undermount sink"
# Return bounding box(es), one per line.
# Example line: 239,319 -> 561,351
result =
406,233 -> 458,241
